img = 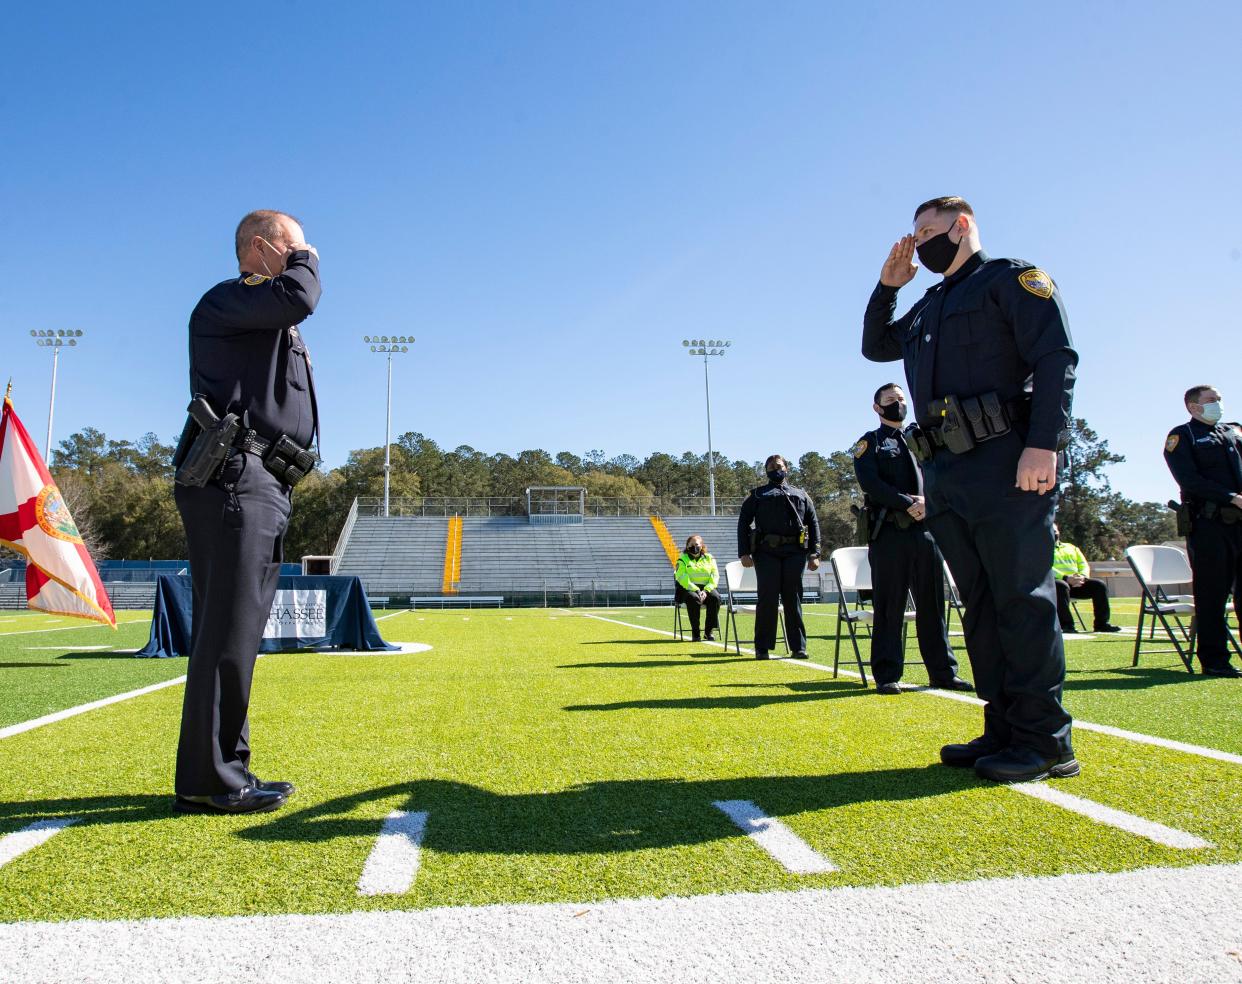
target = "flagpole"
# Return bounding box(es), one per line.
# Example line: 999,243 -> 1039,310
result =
45,346 -> 59,461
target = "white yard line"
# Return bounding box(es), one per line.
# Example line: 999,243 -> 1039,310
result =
1,864 -> 1240,984
0,818 -> 79,870
357,810 -> 429,896
0,677 -> 187,740
579,613 -> 1242,766
712,800 -> 837,874
24,645 -> 112,651
374,611 -> 407,622
1012,783 -> 1213,849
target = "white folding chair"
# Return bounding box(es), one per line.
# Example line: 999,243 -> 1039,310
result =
722,559 -> 788,656
829,547 -> 917,687
943,560 -> 966,634
1125,545 -> 1197,672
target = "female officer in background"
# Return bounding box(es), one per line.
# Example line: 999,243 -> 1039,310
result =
738,454 -> 821,659
675,534 -> 721,642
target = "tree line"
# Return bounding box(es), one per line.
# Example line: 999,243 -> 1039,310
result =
2,419 -> 1174,566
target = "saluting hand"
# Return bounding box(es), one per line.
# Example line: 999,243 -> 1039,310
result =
289,242 -> 319,259
1015,447 -> 1058,494
880,235 -> 918,288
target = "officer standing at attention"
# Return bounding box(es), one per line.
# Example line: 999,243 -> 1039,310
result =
853,383 -> 972,694
738,455 -> 821,660
862,196 -> 1079,783
1164,385 -> 1242,677
173,210 -> 321,814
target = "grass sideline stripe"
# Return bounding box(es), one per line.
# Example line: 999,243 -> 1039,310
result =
1012,784 -> 1214,849
0,818 -> 79,870
581,612 -> 1242,767
712,800 -> 837,874
0,676 -> 187,740
357,810 -> 429,896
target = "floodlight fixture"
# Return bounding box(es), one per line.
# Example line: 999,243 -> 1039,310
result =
361,334 -> 416,517
679,336 -> 733,516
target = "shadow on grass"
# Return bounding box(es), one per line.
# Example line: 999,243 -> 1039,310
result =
56,651 -> 153,661
0,794 -> 169,831
559,657 -> 754,669
1064,665 -> 1198,691
0,662 -> 70,669
564,679 -> 868,712
582,639 -> 681,646
239,766 -> 972,851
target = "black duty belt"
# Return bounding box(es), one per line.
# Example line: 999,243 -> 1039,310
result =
230,428 -> 318,488
233,429 -> 273,457
908,393 -> 1030,461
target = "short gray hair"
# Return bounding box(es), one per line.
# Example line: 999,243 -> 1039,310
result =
234,210 -> 300,260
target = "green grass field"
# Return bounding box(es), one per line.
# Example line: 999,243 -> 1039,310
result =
0,601 -> 1239,925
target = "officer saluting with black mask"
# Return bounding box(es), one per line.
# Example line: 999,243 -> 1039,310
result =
738,455 -> 821,660
1164,385 -> 1242,677
852,383 -> 971,695
862,196 -> 1079,784
172,210 -> 321,815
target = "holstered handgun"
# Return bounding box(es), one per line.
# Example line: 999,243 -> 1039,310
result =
905,424 -> 933,463
932,395 -> 976,455
174,396 -> 240,488
1168,500 -> 1192,537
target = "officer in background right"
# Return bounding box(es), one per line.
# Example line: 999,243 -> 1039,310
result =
1163,384 -> 1242,677
852,383 -> 972,694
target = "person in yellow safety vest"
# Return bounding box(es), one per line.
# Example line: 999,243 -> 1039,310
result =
675,534 -> 721,642
1052,523 -> 1120,634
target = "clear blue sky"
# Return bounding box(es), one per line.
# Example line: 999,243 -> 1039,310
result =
3,2 -> 1240,504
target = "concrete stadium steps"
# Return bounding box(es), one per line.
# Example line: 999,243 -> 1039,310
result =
335,515 -> 448,594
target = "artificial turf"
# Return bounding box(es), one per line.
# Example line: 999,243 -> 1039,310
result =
0,603 -> 1238,923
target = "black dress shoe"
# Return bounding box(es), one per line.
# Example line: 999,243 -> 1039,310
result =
175,785 -> 286,815
974,746 -> 1080,783
876,682 -> 902,695
792,651 -> 809,660
940,735 -> 1003,768
930,676 -> 975,692
247,771 -> 296,798
704,632 -> 715,642
1060,627 -> 1081,635
1201,664 -> 1241,678
691,633 -> 702,643
755,650 -> 770,660
1094,624 -> 1123,633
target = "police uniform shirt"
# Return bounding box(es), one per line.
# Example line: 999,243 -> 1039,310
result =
862,251 -> 1078,452
1164,418 -> 1242,506
852,424 -> 922,511
737,482 -> 821,556
189,250 -> 322,449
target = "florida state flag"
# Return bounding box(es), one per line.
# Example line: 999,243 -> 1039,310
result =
0,387 -> 115,626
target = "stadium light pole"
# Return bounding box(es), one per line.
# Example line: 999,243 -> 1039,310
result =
681,338 -> 731,516
30,329 -> 85,461
362,335 -> 414,518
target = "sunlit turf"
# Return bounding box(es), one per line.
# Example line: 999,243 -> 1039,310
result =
0,604 -> 1238,924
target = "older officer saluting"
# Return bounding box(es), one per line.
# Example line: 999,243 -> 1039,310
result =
862,196 -> 1079,783
1164,385 -> 1242,677
852,383 -> 971,695
172,210 -> 321,814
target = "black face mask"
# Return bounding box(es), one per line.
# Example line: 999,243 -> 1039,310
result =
766,468 -> 787,484
915,220 -> 961,274
880,401 -> 907,423
688,545 -> 701,556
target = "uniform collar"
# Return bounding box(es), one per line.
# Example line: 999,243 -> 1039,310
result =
943,250 -> 988,286
877,423 -> 903,436
1187,417 -> 1213,433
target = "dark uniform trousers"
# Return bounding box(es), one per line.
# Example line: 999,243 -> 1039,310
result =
174,452 -> 291,796
1187,516 -> 1242,669
869,524 -> 957,685
924,434 -> 1071,758
676,584 -> 721,634
1054,577 -> 1111,631
754,549 -> 806,652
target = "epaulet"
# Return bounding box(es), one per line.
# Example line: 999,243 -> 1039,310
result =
994,258 -> 1055,299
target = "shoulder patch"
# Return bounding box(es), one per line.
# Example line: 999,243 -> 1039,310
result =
1018,269 -> 1053,299
1165,433 -> 1179,453
852,439 -> 869,459
243,274 -> 270,286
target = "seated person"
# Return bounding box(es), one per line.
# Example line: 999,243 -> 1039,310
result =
675,534 -> 721,642
1052,524 -> 1120,634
